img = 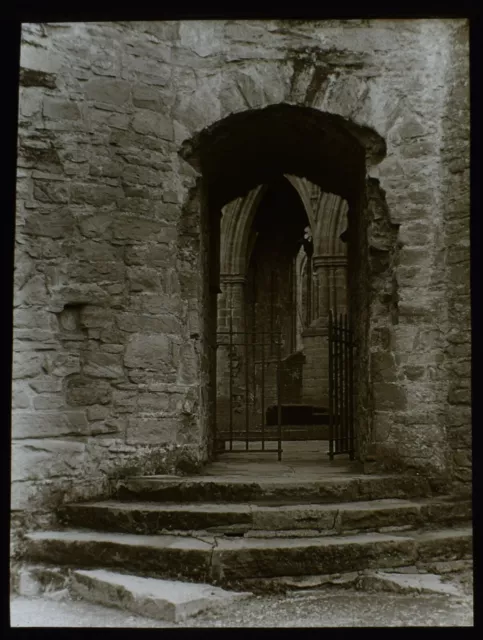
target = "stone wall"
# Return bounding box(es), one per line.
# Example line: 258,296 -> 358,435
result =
13,21 -> 206,522
440,22 -> 471,495
13,19 -> 470,526
365,21 -> 470,482
301,328 -> 328,407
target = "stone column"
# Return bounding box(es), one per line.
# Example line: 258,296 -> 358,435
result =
219,274 -> 246,333
334,263 -> 348,315
312,255 -> 347,320
217,274 -> 246,432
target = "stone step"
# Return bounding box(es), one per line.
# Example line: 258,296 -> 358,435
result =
241,563 -> 473,596
113,473 -> 434,505
24,526 -> 472,584
58,497 -> 472,537
71,569 -> 251,623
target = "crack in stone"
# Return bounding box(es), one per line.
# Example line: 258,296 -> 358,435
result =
209,536 -> 222,583
235,79 -> 252,110
332,510 -> 340,533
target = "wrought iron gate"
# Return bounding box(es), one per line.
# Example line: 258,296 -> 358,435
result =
328,311 -> 356,460
215,317 -> 283,460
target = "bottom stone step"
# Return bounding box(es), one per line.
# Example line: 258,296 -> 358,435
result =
238,565 -> 471,596
71,569 -> 251,623
25,526 -> 472,583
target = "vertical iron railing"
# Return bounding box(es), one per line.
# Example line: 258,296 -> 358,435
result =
328,311 -> 356,460
216,327 -> 283,458
276,333 -> 282,462
228,313 -> 234,451
261,330 -> 265,451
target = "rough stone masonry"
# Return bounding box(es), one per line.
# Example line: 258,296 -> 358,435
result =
12,20 -> 470,539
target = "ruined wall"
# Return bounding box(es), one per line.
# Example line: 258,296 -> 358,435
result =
13,19 -> 470,523
440,22 -> 471,495
13,22 -> 205,521
365,21 -> 470,482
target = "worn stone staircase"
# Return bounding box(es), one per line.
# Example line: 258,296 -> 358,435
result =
22,470 -> 472,596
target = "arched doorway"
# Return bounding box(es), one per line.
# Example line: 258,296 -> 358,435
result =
180,103 -> 385,465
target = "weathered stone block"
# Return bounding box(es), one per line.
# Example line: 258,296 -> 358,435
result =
20,68 -> 57,90
112,389 -> 139,412
14,328 -> 58,350
370,352 -> 398,382
28,377 -> 63,393
124,334 -> 172,371
11,382 -> 32,409
44,352 -> 81,377
128,293 -> 184,316
52,261 -> 125,286
126,266 -> 162,292
12,439 -> 86,482
83,352 -> 124,379
12,352 -> 45,379
43,97 -> 81,121
137,392 -> 172,412
71,183 -> 123,207
373,383 -> 407,411
132,109 -> 174,141
12,410 -> 89,439
448,387 -> 471,405
124,244 -> 173,267
79,306 -> 115,329
84,78 -> 131,105
111,217 -> 167,242
66,375 -> 112,406
33,395 -> 67,410
116,312 -> 182,335
23,210 -> 75,239
403,365 -> 426,381
78,214 -> 113,239
86,405 -> 110,421
398,222 -> 431,246
121,55 -> 172,87
453,450 -> 471,468
89,157 -> 124,178
20,42 -> 62,75
13,308 -> 58,331
19,87 -> 44,117
33,182 -> 70,204
177,342 -> 198,384
126,416 -> 180,445
132,85 -> 160,110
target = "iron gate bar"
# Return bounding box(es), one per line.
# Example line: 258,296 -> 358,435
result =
277,333 -> 282,462
229,314 -> 233,451
344,314 -> 349,454
341,315 -> 345,453
328,311 -> 334,460
334,311 -> 339,457
348,315 -> 355,460
261,330 -> 265,451
245,324 -> 249,451
342,315 -> 346,453
328,311 -> 356,459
